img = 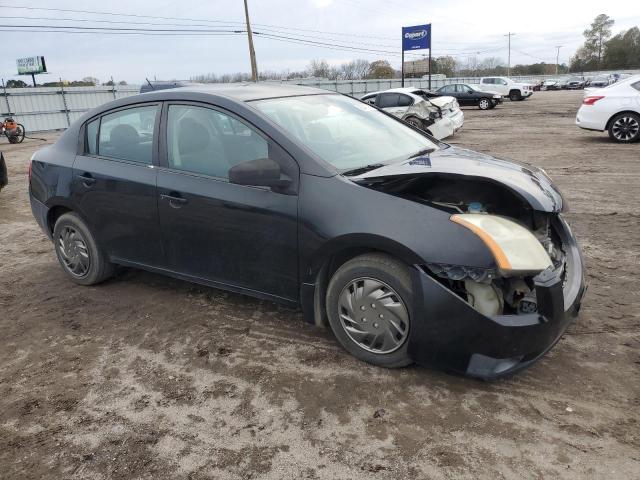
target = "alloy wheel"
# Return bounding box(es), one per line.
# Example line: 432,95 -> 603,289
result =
57,226 -> 91,277
338,277 -> 410,354
479,99 -> 490,110
612,116 -> 639,141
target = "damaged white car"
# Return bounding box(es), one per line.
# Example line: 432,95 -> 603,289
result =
360,88 -> 464,140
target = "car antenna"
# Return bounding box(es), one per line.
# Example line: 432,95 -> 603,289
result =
145,78 -> 155,90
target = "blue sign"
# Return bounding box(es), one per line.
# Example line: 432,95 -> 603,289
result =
402,24 -> 431,51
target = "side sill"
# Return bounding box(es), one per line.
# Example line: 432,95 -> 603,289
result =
111,257 -> 300,308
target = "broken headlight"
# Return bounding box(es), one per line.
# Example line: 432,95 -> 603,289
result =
450,214 -> 553,276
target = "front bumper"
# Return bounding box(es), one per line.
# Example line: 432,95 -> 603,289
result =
522,90 -> 534,97
407,215 -> 586,380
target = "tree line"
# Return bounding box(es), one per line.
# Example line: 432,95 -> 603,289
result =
571,14 -> 640,71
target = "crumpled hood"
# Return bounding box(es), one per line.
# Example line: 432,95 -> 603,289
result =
352,145 -> 564,212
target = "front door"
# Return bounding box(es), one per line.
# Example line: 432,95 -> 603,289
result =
72,103 -> 163,266
156,103 -> 299,301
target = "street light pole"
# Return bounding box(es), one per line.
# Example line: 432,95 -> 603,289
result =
243,0 -> 258,82
555,46 -> 563,75
504,32 -> 515,76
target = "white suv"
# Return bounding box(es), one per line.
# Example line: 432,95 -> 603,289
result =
576,74 -> 640,143
479,77 -> 533,101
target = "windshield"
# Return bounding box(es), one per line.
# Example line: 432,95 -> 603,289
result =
252,94 -> 439,171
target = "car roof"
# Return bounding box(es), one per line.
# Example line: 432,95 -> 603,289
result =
361,87 -> 423,98
146,82 -> 330,102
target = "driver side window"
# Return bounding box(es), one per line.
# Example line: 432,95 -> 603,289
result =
166,105 -> 268,179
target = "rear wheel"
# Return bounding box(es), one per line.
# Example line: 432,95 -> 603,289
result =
509,90 -> 522,101
53,212 -> 114,285
478,98 -> 491,110
7,124 -> 25,144
608,113 -> 640,143
326,253 -> 413,368
404,116 -> 424,130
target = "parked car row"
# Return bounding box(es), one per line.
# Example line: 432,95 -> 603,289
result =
359,76 -> 535,140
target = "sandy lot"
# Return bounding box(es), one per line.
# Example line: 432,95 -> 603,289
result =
0,90 -> 638,479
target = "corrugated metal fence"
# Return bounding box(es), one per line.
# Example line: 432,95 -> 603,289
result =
1,84 -> 139,133
2,70 -> 639,133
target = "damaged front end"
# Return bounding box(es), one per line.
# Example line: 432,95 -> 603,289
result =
352,148 -> 586,378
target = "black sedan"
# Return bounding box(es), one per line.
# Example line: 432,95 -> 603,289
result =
435,83 -> 502,110
29,84 -> 585,379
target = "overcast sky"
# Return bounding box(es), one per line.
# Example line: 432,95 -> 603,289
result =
1,0 -> 638,84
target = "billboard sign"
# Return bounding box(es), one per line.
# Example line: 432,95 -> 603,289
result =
402,24 -> 431,51
17,56 -> 47,75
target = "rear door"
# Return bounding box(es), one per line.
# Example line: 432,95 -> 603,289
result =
156,102 -> 299,301
72,103 -> 163,266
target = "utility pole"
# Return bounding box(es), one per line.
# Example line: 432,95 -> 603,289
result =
243,0 -> 258,82
555,46 -> 563,75
504,32 -> 515,77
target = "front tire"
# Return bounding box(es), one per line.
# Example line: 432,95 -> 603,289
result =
608,113 -> 640,143
326,253 -> 413,368
478,98 -> 491,110
509,90 -> 522,101
53,212 -> 114,285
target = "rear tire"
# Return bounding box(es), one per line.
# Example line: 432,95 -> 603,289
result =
404,116 -> 424,130
326,253 -> 413,368
478,98 -> 491,110
53,212 -> 114,285
509,90 -> 522,101
608,112 -> 640,143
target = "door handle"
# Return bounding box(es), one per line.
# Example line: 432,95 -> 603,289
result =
76,173 -> 96,186
160,193 -> 188,207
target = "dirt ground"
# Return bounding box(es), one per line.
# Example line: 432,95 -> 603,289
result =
0,90 -> 639,480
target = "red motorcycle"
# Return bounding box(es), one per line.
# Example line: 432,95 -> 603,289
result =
2,117 -> 25,144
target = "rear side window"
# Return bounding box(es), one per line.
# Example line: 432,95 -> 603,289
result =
632,81 -> 640,92
86,118 -> 99,155
440,85 -> 454,93
397,94 -> 413,107
377,93 -> 400,108
97,105 -> 158,164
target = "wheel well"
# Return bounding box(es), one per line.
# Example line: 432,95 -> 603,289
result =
509,89 -> 520,95
47,206 -> 73,234
311,247 -> 402,327
605,111 -> 640,130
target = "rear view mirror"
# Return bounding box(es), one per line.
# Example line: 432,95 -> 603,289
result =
228,158 -> 292,189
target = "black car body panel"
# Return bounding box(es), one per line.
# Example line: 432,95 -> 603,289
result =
29,83 -> 586,379
0,152 -> 7,190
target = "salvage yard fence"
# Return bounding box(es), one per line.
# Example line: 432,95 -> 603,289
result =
2,69 -> 639,133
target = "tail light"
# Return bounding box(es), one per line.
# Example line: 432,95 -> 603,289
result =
583,96 -> 604,105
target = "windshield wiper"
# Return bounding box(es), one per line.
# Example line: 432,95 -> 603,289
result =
342,163 -> 387,176
407,148 -> 435,159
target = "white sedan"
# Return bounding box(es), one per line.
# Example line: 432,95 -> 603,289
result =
576,75 -> 640,143
361,88 -> 463,140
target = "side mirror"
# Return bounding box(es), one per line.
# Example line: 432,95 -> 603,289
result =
467,89 -> 474,94
228,157 -> 292,189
